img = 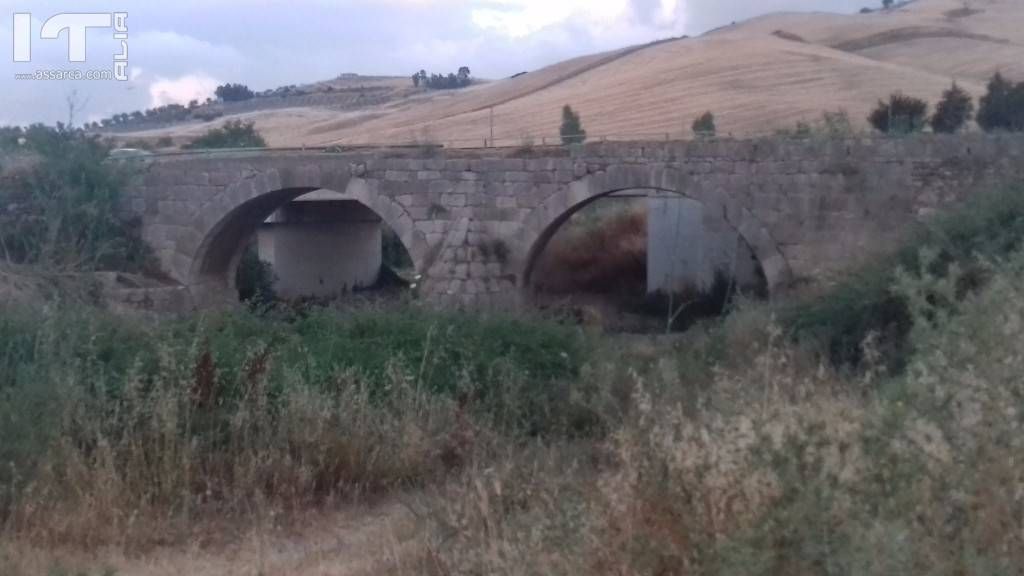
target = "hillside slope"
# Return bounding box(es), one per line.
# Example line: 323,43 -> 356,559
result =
123,0 -> 1024,147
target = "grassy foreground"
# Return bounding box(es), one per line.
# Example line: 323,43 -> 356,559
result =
3,188 -> 1024,575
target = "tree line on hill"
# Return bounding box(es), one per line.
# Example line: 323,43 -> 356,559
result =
867,73 -> 1024,135
411,67 -> 473,90
87,81 -> 348,131
557,72 -> 1024,145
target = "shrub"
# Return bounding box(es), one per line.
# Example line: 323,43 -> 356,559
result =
784,184 -> 1024,371
976,72 -> 1024,132
532,207 -> 646,295
868,92 -> 929,133
424,248 -> 1024,574
931,82 -> 974,133
821,109 -> 855,137
0,125 -> 154,272
692,111 -> 716,137
184,120 -> 267,149
0,303 -> 592,548
234,243 -> 276,306
776,110 -> 855,139
560,105 -> 587,145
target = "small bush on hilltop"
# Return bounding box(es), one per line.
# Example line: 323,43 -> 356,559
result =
692,111 -> 717,138
184,120 -> 267,149
560,105 -> 587,145
931,81 -> 974,133
776,109 -> 855,139
869,92 -> 929,134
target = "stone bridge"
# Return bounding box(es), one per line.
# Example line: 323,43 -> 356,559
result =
123,135 -> 1024,308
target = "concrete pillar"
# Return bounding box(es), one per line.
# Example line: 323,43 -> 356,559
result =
647,196 -> 761,294
258,198 -> 382,299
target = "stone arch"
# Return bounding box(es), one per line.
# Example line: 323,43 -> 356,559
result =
185,176 -> 420,297
515,165 -> 792,293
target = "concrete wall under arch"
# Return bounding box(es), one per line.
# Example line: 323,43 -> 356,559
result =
258,198 -> 384,299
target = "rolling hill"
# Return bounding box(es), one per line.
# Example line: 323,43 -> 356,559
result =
120,0 -> 1024,148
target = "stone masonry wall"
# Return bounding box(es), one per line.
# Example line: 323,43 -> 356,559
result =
121,134 -> 1024,309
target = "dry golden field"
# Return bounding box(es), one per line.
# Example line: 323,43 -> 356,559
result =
120,0 -> 1024,148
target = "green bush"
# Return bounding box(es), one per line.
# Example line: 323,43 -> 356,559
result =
0,303 -> 591,546
234,243 -> 277,305
869,92 -> 929,134
560,105 -> 587,145
784,185 -> 1024,371
0,125 -> 153,272
184,120 -> 267,149
977,72 -> 1024,132
931,82 -> 974,134
430,249 -> 1024,574
692,111 -> 717,138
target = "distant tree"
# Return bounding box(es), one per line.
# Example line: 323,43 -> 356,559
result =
184,120 -> 267,149
868,93 -> 928,133
419,68 -> 472,90
188,99 -> 199,110
883,0 -> 894,8
977,72 -> 1024,132
560,105 -> 586,145
931,82 -> 974,133
215,83 -> 255,102
692,111 -> 717,137
412,73 -> 421,87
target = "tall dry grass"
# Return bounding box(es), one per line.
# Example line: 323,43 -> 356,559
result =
0,306 -> 590,551
414,247 -> 1024,575
532,206 -> 647,295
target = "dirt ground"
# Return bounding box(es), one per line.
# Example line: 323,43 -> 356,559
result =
1,497 -> 423,576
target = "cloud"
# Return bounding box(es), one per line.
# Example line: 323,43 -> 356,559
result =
0,0 -> 859,125
148,74 -> 220,107
470,0 -> 672,38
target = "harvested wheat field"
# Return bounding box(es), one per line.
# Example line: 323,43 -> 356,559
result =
121,0 -> 1024,147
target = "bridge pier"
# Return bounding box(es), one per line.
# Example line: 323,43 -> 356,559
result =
257,198 -> 383,299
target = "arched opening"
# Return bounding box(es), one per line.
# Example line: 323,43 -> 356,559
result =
192,187 -> 416,306
524,188 -> 768,332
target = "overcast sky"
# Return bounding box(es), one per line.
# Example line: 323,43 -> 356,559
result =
0,0 -> 866,126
